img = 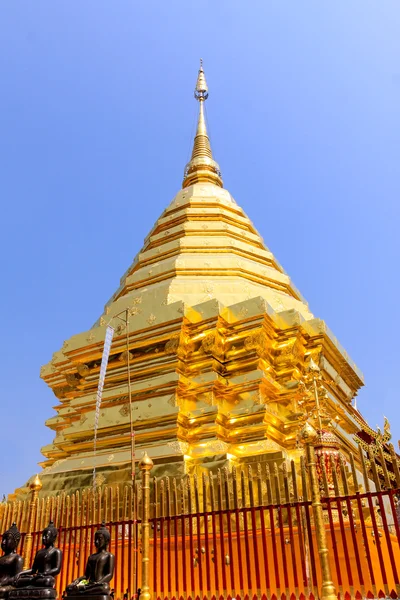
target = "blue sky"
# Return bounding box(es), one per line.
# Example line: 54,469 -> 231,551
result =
1,2 -> 399,494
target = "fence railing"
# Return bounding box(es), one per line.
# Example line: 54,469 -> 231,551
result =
1,443 -> 400,600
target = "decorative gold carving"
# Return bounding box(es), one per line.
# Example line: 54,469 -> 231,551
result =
168,441 -> 189,455
94,473 -> 106,486
77,364 -> 90,377
176,333 -> 195,358
201,333 -> 215,354
203,391 -> 214,406
119,350 -> 134,364
86,331 -> 95,342
167,394 -> 176,407
100,317 -> 106,326
206,440 -> 228,453
129,307 -> 141,317
66,373 -> 80,386
275,337 -> 304,366
79,414 -> 88,425
107,454 -> 114,462
244,330 -> 268,357
147,314 -> 157,325
164,334 -> 180,355
53,385 -> 69,399
119,404 -> 130,417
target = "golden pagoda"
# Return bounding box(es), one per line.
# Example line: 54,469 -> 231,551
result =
23,62 -> 371,497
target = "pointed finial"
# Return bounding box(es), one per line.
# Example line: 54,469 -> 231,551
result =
30,474 -> 42,492
308,358 -> 320,373
194,59 -> 208,100
139,451 -> 153,471
182,60 -> 223,189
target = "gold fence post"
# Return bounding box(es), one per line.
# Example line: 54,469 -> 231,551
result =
24,474 -> 42,568
301,423 -> 337,600
139,452 -> 153,600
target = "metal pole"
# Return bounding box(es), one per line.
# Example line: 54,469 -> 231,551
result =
304,438 -> 337,600
24,474 -> 42,568
139,452 -> 153,600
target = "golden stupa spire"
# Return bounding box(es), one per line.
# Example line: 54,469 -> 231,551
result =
182,60 -> 223,188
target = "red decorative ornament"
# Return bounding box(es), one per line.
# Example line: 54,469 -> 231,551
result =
313,429 -> 341,492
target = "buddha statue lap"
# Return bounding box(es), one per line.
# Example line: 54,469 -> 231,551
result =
0,523 -> 23,599
9,522 -> 62,600
66,523 -> 114,600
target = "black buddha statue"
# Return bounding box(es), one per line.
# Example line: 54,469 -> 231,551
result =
0,523 -> 23,598
10,522 -> 62,600
66,523 -> 114,600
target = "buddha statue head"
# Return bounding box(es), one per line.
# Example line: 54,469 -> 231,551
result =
94,523 -> 110,551
42,522 -> 58,548
1,523 -> 21,554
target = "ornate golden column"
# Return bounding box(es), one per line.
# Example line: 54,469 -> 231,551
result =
139,453 -> 153,600
301,423 -> 337,600
24,474 -> 42,568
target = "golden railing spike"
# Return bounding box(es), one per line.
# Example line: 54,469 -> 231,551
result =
180,477 -> 186,515
98,486 -> 102,523
248,464 -> 254,508
349,452 -> 359,493
153,477 -> 158,519
369,454 -> 381,492
265,464 -> 273,505
320,454 -> 330,498
188,476 -> 193,514
358,443 -> 370,492
115,485 -> 120,522
282,461 -> 290,503
389,443 -> 400,488
160,479 -> 165,518
173,478 -> 179,516
291,460 -> 299,502
232,467 -> 239,510
209,473 -> 215,513
201,473 -> 208,513
330,455 -> 340,497
123,485 -> 128,521
166,476 -> 171,517
300,455 -> 308,502
339,455 -> 349,496
257,463 -> 263,506
224,467 -> 231,510
273,462 -> 281,504
378,445 -> 391,489
193,474 -> 200,514
240,468 -> 246,509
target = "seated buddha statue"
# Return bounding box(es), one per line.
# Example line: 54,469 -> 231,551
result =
0,523 -> 23,598
66,523 -> 114,599
10,522 -> 62,600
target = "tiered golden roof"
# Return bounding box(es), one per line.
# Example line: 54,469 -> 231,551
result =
21,63 -> 366,496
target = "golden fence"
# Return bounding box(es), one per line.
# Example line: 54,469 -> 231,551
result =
1,444 -> 400,600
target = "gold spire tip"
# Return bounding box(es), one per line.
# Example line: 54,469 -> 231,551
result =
195,59 -> 208,101
182,60 -> 223,189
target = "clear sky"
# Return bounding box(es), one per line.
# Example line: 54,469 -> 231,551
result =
1,2 -> 399,495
